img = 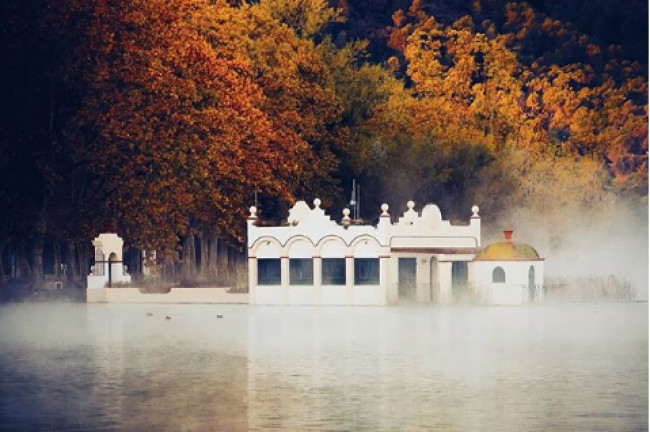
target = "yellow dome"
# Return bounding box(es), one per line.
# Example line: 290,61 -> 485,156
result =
475,231 -> 542,261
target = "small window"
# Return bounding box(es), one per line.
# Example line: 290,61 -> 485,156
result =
258,259 -> 281,285
492,266 -> 506,283
290,258 -> 313,285
354,258 -> 379,285
322,258 -> 346,285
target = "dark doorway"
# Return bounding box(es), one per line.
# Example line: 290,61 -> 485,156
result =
452,261 -> 468,300
108,252 -> 118,288
528,266 -> 536,302
398,258 -> 417,301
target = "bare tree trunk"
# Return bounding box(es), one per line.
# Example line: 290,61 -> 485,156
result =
199,231 -> 209,282
217,241 -> 229,286
32,215 -> 46,286
234,249 -> 247,291
31,237 -> 44,286
227,246 -> 237,288
75,242 -> 84,280
72,241 -> 83,282
62,241 -> 74,284
130,248 -> 141,279
18,242 -> 32,279
162,255 -> 169,281
53,238 -> 61,278
10,242 -> 18,278
163,253 -> 178,283
181,233 -> 196,282
9,242 -> 18,279
0,239 -> 8,284
208,235 -> 219,282
81,243 -> 91,284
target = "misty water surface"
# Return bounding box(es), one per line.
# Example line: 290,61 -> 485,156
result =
0,302 -> 646,431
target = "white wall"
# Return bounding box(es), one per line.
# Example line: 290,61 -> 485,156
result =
87,288 -> 249,304
473,260 -> 545,305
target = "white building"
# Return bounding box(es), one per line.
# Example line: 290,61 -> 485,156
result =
473,230 -> 545,305
87,233 -> 132,289
247,199 -> 545,306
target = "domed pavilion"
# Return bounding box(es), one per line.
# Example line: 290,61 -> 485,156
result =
472,230 -> 545,304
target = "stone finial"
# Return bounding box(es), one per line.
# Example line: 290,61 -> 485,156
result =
381,203 -> 389,216
471,205 -> 480,218
397,200 -> 418,226
313,198 -> 322,209
249,206 -> 257,218
342,208 -> 351,225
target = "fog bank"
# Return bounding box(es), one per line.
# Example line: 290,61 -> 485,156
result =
496,201 -> 648,301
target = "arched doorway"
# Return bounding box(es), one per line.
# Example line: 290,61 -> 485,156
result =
528,266 -> 535,302
108,253 -> 118,288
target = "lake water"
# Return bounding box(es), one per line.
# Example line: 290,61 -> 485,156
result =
0,302 -> 646,431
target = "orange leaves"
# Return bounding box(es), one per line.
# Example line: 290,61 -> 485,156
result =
41,0 -> 646,250
371,0 -> 647,227
53,0 -> 344,249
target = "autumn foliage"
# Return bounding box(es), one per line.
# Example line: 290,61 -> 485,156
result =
0,0 -> 646,284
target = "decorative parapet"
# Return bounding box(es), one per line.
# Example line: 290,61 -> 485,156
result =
397,200 -> 418,226
247,198 -> 386,252
389,202 -> 481,249
247,199 -> 481,252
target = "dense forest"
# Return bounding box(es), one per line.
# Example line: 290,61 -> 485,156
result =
0,0 -> 647,290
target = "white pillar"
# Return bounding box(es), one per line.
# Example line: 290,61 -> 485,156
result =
346,256 -> 354,305
438,261 -> 453,304
416,256 -> 431,303
387,256 -> 399,304
380,256 -> 390,305
248,256 -> 257,305
281,256 -> 290,305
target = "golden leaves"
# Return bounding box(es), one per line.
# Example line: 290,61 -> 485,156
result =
57,0 -> 345,249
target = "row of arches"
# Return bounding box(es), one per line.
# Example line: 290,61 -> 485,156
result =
251,235 -> 384,259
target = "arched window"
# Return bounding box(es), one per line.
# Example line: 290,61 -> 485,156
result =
492,266 -> 506,283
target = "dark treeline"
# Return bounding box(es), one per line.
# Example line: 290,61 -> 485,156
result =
0,0 -> 646,290
336,0 -> 648,67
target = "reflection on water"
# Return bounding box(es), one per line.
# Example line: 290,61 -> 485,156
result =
0,303 -> 646,431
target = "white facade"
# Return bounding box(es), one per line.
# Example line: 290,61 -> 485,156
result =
84,203 -> 544,305
248,199 -> 488,306
473,260 -> 545,305
87,233 -> 132,289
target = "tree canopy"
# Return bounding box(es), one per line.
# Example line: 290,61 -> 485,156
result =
0,0 -> 646,284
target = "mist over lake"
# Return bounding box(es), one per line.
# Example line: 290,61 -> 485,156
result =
0,1 -> 647,429
0,302 -> 646,431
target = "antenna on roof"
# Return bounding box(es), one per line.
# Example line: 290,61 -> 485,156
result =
357,182 -> 360,221
350,179 -> 362,220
